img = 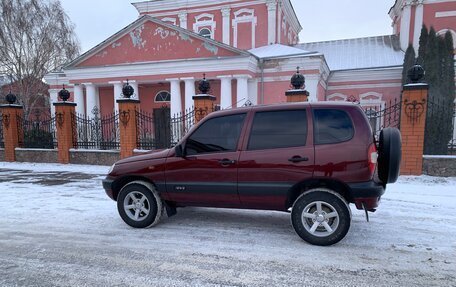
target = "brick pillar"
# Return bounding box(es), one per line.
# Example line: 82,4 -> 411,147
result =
0,104 -> 23,162
193,94 -> 216,123
54,102 -> 77,164
400,83 -> 429,175
285,89 -> 309,102
117,99 -> 140,159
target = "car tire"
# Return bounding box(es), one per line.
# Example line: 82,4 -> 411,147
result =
117,181 -> 163,228
291,189 -> 351,246
378,127 -> 402,184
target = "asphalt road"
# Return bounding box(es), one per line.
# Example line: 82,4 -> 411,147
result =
0,165 -> 455,287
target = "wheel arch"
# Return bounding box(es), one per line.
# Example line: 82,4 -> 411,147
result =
111,175 -> 158,201
286,178 -> 353,209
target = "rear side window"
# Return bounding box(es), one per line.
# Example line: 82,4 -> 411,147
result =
186,113 -> 246,155
248,110 -> 308,150
313,109 -> 354,145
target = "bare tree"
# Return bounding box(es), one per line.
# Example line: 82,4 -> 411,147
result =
0,0 -> 80,116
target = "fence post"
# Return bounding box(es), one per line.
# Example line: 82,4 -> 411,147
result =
193,94 -> 216,123
286,67 -> 309,102
0,104 -> 23,162
400,81 -> 429,176
117,99 -> 139,159
54,102 -> 76,164
285,90 -> 309,103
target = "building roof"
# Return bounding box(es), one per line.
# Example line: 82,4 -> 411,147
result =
295,35 -> 404,71
64,15 -> 250,69
248,44 -> 314,59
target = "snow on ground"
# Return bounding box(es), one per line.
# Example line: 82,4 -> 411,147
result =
0,162 -> 455,286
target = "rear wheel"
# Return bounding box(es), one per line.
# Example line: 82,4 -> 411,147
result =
378,127 -> 402,184
291,189 -> 351,246
117,181 -> 162,228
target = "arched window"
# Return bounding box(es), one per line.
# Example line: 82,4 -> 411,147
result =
193,13 -> 215,39
199,28 -> 212,39
155,91 -> 171,102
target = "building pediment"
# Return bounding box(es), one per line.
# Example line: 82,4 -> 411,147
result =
67,15 -> 249,69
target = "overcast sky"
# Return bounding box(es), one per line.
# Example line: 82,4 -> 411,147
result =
59,0 -> 394,53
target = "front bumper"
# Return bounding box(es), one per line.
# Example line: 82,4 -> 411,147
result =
102,177 -> 116,201
347,181 -> 385,210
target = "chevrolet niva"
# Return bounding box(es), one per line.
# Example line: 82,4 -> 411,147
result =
103,102 -> 401,246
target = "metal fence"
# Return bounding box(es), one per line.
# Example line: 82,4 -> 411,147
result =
424,99 -> 456,155
136,107 -> 172,150
72,107 -> 120,150
170,108 -> 195,146
361,98 -> 402,140
17,113 -> 57,149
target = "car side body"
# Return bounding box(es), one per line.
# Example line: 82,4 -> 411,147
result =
103,102 -> 401,245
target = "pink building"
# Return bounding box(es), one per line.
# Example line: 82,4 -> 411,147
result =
44,0 -> 456,118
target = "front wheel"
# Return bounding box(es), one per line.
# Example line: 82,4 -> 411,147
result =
291,189 -> 351,246
117,181 -> 163,228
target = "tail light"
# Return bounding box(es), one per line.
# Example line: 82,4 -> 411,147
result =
368,143 -> 378,176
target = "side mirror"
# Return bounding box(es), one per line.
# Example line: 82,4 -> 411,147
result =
175,144 -> 185,158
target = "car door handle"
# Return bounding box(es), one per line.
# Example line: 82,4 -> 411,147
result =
288,156 -> 309,163
219,159 -> 236,166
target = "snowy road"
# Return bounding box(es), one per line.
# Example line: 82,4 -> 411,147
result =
0,162 -> 455,287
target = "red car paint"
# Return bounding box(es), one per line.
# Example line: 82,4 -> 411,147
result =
103,102 -> 384,212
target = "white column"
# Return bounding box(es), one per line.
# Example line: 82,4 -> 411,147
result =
400,2 -> 412,51
109,81 -> 123,113
221,7 -> 231,45
305,75 -> 319,102
218,75 -> 232,109
95,87 -> 100,109
248,78 -> 258,105
49,89 -> 58,116
277,4 -> 282,44
178,11 -> 188,30
413,2 -> 424,53
167,78 -> 182,116
266,0 -> 277,45
73,84 -> 85,115
235,75 -> 251,107
182,77 -> 195,111
84,83 -> 97,118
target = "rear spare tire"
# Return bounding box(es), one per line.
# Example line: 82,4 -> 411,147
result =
378,127 -> 402,184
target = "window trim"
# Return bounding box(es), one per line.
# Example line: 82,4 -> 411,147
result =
193,13 -> 216,39
232,8 -> 257,49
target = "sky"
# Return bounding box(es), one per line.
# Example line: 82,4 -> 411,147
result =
59,0 -> 394,53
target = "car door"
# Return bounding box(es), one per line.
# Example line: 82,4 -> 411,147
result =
237,108 -> 314,210
165,113 -> 247,207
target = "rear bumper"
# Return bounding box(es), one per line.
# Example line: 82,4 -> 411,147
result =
102,177 -> 116,201
347,181 -> 385,210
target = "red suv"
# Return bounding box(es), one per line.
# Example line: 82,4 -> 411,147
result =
103,102 -> 401,245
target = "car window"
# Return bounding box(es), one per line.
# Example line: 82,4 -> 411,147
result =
313,109 -> 354,145
186,113 -> 246,155
248,110 -> 308,150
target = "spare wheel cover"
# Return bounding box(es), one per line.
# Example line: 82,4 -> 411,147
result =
378,127 -> 402,184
